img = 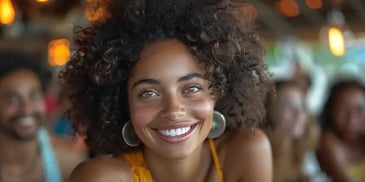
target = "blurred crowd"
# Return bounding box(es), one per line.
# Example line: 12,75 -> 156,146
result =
0,1 -> 364,181
1,38 -> 364,182
261,37 -> 365,182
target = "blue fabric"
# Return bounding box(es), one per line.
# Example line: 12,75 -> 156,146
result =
53,115 -> 73,138
37,127 -> 62,182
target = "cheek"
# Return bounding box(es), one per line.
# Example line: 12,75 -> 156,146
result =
189,100 -> 215,121
30,100 -> 46,116
130,103 -> 158,126
332,111 -> 346,127
275,110 -> 291,124
0,103 -> 16,118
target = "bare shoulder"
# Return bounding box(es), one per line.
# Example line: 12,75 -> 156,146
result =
316,131 -> 349,181
222,127 -> 271,152
50,136 -> 86,179
317,131 -> 344,159
316,131 -> 346,166
318,131 -> 339,148
50,136 -> 85,161
69,155 -> 132,182
219,127 -> 272,182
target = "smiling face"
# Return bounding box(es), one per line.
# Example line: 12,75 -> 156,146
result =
0,69 -> 45,141
331,86 -> 365,142
270,84 -> 308,139
128,39 -> 215,159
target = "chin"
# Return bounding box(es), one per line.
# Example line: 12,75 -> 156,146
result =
12,127 -> 39,141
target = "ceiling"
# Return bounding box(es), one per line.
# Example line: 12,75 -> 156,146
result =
1,0 -> 365,41
245,0 -> 365,40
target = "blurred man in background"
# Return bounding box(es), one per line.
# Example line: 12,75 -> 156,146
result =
0,52 -> 85,182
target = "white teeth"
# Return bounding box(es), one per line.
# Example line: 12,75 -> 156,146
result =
159,126 -> 191,137
18,116 -> 35,126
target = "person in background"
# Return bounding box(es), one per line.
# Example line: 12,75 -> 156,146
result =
0,52 -> 85,182
317,79 -> 365,182
60,0 -> 275,181
264,80 -> 326,182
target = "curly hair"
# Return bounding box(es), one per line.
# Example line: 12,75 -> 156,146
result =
60,0 -> 274,155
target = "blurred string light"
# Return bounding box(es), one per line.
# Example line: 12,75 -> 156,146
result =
305,0 -> 322,9
85,0 -> 111,23
239,3 -> 258,21
0,0 -> 15,25
328,27 -> 345,56
48,39 -> 70,66
36,0 -> 49,3
275,0 -> 300,17
319,10 -> 354,57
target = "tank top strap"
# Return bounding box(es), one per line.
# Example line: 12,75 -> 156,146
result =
123,151 -> 153,182
209,138 -> 224,182
37,127 -> 62,182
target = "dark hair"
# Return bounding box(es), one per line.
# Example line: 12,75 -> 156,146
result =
320,79 -> 365,132
60,0 -> 274,155
0,52 -> 46,91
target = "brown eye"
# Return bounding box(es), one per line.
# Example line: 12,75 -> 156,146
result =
7,94 -> 19,104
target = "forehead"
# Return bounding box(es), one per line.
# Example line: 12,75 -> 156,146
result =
130,39 -> 203,77
335,86 -> 364,99
0,69 -> 42,93
277,85 -> 303,96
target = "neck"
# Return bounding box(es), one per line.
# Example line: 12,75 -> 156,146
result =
0,132 -> 39,166
144,141 -> 211,182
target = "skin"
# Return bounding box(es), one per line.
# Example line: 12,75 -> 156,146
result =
270,85 -> 308,139
317,86 -> 365,182
0,69 -> 85,182
69,39 -> 272,182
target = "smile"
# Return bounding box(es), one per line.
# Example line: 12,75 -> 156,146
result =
158,126 -> 191,137
16,116 -> 37,127
155,123 -> 198,143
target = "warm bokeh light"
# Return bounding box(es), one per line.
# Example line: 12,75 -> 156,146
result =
85,0 -> 111,23
305,0 -> 322,9
0,0 -> 15,25
36,0 -> 48,3
276,0 -> 300,17
239,3 -> 258,21
328,27 -> 345,57
48,39 -> 71,66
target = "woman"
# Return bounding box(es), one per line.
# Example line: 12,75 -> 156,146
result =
265,80 -> 324,182
317,79 -> 365,182
60,0 -> 274,181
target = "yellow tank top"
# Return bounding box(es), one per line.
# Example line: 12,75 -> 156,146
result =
122,139 -> 224,182
345,159 -> 365,182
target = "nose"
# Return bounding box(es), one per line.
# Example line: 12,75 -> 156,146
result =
161,94 -> 186,121
19,98 -> 35,114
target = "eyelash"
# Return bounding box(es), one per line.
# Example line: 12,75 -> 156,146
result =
136,84 -> 203,99
138,90 -> 158,98
184,85 -> 201,94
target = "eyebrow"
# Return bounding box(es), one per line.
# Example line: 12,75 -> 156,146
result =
178,73 -> 204,82
132,73 -> 204,88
